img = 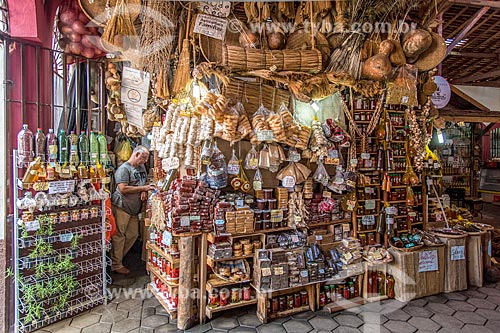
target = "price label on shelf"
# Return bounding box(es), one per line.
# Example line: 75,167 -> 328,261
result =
282,176 -> 296,188
256,130 -> 274,142
48,180 -> 76,194
315,235 -> 323,241
365,199 -> 376,210
361,153 -> 370,160
361,215 -> 375,225
24,220 -> 40,232
59,232 -> 74,242
180,216 -> 190,227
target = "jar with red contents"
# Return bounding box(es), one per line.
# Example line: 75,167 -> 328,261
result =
219,289 -> 229,306
242,286 -> 251,301
300,291 -> 308,305
294,293 -> 301,308
319,291 -> 326,306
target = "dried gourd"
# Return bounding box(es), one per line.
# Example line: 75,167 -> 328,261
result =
361,40 -> 394,81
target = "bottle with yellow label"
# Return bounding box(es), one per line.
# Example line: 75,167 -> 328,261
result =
78,162 -> 89,179
46,163 -> 55,181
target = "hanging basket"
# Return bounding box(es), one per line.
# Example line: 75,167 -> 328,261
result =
79,0 -> 141,27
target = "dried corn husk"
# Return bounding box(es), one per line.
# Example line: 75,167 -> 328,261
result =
101,0 -> 137,51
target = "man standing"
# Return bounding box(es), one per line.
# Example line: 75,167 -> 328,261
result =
111,145 -> 152,274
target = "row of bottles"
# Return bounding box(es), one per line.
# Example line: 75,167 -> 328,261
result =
366,268 -> 395,299
17,124 -> 109,168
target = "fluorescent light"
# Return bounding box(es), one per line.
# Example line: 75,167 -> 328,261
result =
437,129 -> 445,144
310,100 -> 320,112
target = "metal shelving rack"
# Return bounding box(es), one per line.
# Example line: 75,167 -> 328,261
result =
12,150 -> 109,333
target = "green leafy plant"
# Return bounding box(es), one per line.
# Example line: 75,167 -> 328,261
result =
29,238 -> 54,259
70,234 -> 83,249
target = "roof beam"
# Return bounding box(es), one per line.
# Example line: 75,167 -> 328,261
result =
453,70 -> 500,84
448,52 -> 499,58
446,6 -> 490,55
448,0 -> 500,8
439,109 -> 500,123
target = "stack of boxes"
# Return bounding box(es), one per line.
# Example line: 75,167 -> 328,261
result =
226,207 -> 254,234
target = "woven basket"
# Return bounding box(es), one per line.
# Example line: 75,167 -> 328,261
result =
286,29 -> 330,66
221,46 -> 322,73
198,17 -> 243,63
223,78 -> 291,114
79,0 -> 141,27
389,243 -> 424,252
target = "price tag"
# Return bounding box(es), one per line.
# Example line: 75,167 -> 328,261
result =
361,215 -> 375,225
361,153 -> 370,160
48,180 -> 76,194
451,245 -> 465,261
294,215 -> 302,222
324,157 -> 340,165
24,220 -> 40,232
248,158 -> 259,169
328,149 -> 339,158
315,235 -> 323,241
163,231 -> 172,246
408,211 -> 417,217
289,150 -> 301,163
59,232 -> 74,242
291,235 -> 299,243
365,199 -> 376,210
342,223 -> 351,232
350,158 -> 358,167
163,157 -> 180,171
235,199 -> 244,207
180,216 -> 190,227
227,160 -> 240,175
386,206 -> 398,215
214,219 -> 225,225
253,180 -> 262,191
256,130 -> 274,142
300,270 -> 309,278
199,1 -> 231,18
273,266 -> 284,275
365,187 -> 375,194
262,267 -> 272,277
190,215 -> 201,221
282,176 -> 296,188
323,191 -> 331,198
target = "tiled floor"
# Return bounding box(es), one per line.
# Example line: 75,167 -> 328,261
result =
35,279 -> 500,333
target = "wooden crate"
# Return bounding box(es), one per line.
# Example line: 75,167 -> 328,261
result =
388,246 -> 445,302
363,262 -> 389,303
436,234 -> 468,293
482,230 -> 492,270
466,231 -> 486,287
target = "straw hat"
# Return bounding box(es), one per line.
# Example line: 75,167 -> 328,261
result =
414,32 -> 447,72
79,0 -> 142,27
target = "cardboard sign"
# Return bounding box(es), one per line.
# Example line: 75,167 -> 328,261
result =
451,245 -> 465,261
419,250 -> 438,272
199,1 -> 231,18
48,180 -> 76,194
193,14 -> 227,40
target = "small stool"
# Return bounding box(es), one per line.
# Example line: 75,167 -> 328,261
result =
464,197 -> 484,219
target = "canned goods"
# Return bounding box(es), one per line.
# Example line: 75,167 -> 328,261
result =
231,288 -> 240,303
80,208 -> 89,220
59,211 -> 69,223
219,289 -> 228,306
71,210 -> 80,221
287,295 -> 294,310
242,286 -> 251,301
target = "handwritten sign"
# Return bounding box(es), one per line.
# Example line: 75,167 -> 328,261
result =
362,215 -> 376,225
256,130 -> 274,142
24,220 -> 40,232
451,245 -> 465,261
162,157 -> 180,171
419,250 -> 438,272
365,199 -> 376,210
193,14 -> 227,40
48,180 -> 76,194
282,176 -> 296,188
124,104 -> 144,129
199,1 -> 231,18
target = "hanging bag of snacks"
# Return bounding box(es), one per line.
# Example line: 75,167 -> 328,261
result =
386,64 -> 418,106
206,143 -> 228,189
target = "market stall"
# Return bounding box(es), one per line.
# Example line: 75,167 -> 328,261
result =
9,1 -> 499,332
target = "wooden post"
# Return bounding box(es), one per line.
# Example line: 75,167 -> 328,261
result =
199,233 -> 208,324
178,236 -> 194,330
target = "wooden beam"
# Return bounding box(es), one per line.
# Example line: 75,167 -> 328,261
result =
448,52 -> 498,58
450,85 -> 491,111
446,6 -> 490,55
178,236 -> 195,330
439,108 -> 500,123
453,69 -> 500,84
480,123 -> 496,137
448,0 -> 500,8
455,80 -> 500,87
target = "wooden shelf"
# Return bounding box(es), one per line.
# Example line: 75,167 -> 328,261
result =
364,295 -> 389,303
208,227 -> 292,243
146,243 -> 180,265
205,298 -> 257,319
411,222 -> 424,225
391,141 -> 406,143
442,174 -> 469,177
206,276 -> 253,290
357,229 -> 377,234
394,215 -> 408,219
207,254 -> 254,268
323,296 -> 365,313
252,281 -> 320,294
386,200 -> 407,204
358,199 -> 380,202
147,263 -> 179,288
356,214 -> 378,217
147,284 -> 177,317
353,109 -> 376,112
268,305 -> 310,319
306,219 -> 351,228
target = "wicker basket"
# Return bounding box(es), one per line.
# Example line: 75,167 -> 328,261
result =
198,17 -> 243,63
213,259 -> 251,282
389,243 -> 424,252
221,46 -> 322,73
286,29 -> 331,66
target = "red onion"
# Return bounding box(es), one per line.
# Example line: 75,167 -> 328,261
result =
82,47 -> 95,59
58,22 -> 73,35
69,31 -> 81,42
58,38 -> 69,49
69,42 -> 83,55
81,35 -> 95,48
78,13 -> 90,24
87,26 -> 99,35
59,11 -> 77,26
72,20 -> 87,35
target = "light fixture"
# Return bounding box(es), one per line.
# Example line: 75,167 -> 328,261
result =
309,100 -> 320,112
437,129 -> 445,144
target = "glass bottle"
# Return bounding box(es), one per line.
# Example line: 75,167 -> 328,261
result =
377,271 -> 386,296
386,274 -> 395,299
46,129 -> 58,164
58,129 -> 69,164
35,128 -> 46,162
79,131 -> 90,166
68,131 -> 79,166
17,124 -> 34,167
89,131 -> 99,165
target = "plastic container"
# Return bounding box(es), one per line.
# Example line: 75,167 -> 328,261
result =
78,131 -> 90,166
35,128 -> 46,162
89,131 -> 99,165
58,129 -> 69,164
68,131 -> 79,165
17,124 -> 34,167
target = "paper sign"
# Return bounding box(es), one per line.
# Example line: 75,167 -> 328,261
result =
365,199 -> 376,210
122,67 -> 151,92
199,1 -> 231,18
162,157 -> 180,171
419,250 -> 438,272
386,206 -> 398,215
282,176 -> 296,188
256,130 -> 274,142
124,104 -> 144,129
180,216 -> 190,227
451,245 -> 465,261
163,231 -> 172,247
262,268 -> 272,277
361,215 -> 375,225
315,235 -> 323,241
24,220 -> 40,232
48,180 -> 76,194
59,232 -> 74,242
193,14 -> 228,40
361,153 -> 370,160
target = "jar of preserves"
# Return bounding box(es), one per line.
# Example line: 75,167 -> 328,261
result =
219,289 -> 228,307
300,291 -> 308,305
